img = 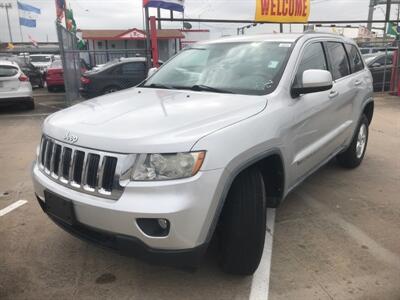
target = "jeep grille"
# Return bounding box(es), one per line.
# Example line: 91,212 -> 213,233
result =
38,135 -> 129,200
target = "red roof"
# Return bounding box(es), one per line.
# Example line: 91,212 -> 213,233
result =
80,28 -> 184,40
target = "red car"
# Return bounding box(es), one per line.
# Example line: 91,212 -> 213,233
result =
46,59 -> 90,92
46,60 -> 64,92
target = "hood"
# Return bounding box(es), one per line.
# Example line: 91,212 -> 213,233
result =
43,87 -> 267,153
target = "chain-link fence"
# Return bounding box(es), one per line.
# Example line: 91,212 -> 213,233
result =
56,23 -> 149,104
358,40 -> 400,94
56,23 -> 81,105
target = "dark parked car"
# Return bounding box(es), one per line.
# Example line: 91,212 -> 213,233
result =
80,57 -> 159,98
364,52 -> 394,91
0,56 -> 44,88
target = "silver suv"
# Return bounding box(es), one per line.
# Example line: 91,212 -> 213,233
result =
32,33 -> 373,275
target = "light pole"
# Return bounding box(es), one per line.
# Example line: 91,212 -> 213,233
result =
0,2 -> 13,43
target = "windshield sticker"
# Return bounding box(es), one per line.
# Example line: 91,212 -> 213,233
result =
268,61 -> 279,69
279,43 -> 292,48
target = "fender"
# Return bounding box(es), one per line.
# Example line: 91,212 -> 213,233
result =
342,97 -> 374,153
202,147 -> 285,244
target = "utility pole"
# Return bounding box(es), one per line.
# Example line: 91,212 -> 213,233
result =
367,0 -> 376,32
384,0 -> 392,41
144,6 -> 152,70
157,8 -> 161,29
0,2 -> 13,43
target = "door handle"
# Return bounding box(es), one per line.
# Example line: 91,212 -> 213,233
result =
354,80 -> 362,86
329,90 -> 339,98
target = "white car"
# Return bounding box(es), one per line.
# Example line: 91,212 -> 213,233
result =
32,33 -> 373,274
0,60 -> 34,109
30,54 -> 54,73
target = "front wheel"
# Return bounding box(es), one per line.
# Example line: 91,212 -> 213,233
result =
218,166 -> 267,275
337,115 -> 369,168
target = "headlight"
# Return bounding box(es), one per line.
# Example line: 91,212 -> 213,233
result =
131,151 -> 205,181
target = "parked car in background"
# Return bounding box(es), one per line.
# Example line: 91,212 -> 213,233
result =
46,59 -> 90,92
363,52 -> 394,91
0,55 -> 44,88
79,57 -> 160,98
33,33 -> 373,275
360,47 -> 396,55
0,60 -> 34,109
46,60 -> 64,92
30,54 -> 54,73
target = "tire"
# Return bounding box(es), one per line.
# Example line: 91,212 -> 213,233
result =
24,100 -> 35,110
47,86 -> 55,92
103,86 -> 120,95
337,115 -> 369,169
218,166 -> 267,275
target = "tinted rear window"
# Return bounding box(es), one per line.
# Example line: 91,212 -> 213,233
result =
0,65 -> 18,77
345,44 -> 364,73
326,42 -> 351,80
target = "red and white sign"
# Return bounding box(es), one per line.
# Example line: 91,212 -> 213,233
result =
118,29 -> 146,39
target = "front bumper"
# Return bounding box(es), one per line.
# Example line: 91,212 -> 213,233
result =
32,161 -> 224,252
35,195 -> 207,267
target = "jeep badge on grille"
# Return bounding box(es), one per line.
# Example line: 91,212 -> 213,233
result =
64,132 -> 78,144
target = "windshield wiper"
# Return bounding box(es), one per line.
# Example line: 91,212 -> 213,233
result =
190,84 -> 234,94
143,83 -> 174,89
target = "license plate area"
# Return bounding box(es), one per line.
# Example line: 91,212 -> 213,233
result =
44,191 -> 76,225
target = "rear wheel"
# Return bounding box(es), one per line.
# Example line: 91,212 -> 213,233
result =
218,166 -> 267,275
337,114 -> 369,168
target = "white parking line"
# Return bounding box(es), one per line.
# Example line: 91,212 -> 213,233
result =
0,200 -> 28,217
249,208 -> 276,300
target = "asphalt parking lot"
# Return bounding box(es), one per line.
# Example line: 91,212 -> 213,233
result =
0,90 -> 399,299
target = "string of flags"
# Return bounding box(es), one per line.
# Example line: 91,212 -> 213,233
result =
55,0 -> 85,49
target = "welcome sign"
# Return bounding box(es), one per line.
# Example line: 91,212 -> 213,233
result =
143,0 -> 184,12
255,0 -> 310,23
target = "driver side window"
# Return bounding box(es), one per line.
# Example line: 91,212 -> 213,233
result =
294,42 -> 327,87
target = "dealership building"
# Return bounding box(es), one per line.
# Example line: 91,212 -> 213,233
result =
78,28 -> 210,65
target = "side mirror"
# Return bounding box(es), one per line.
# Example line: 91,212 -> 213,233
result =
291,69 -> 333,98
147,67 -> 158,78
371,62 -> 381,68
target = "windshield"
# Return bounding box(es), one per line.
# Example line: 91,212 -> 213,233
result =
363,54 -> 378,64
143,42 -> 292,95
30,55 -> 51,63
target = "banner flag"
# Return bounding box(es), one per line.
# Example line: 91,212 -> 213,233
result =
255,0 -> 310,23
28,34 -> 39,47
143,0 -> 184,12
55,0 -> 66,22
17,1 -> 41,14
19,17 -> 36,28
